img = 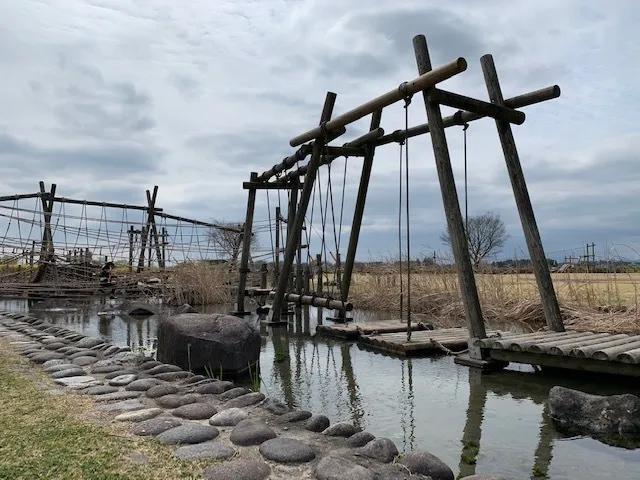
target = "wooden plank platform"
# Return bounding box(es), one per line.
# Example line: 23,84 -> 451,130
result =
476,331 -> 640,377
316,320 -> 432,340
357,328 -> 501,356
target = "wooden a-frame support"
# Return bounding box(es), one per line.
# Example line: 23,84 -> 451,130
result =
236,34 -> 565,355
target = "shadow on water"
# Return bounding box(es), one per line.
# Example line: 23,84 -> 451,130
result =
3,297 -> 640,479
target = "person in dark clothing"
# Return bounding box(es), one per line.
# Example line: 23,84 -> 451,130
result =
99,261 -> 116,285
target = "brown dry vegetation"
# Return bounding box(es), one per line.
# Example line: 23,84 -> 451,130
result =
349,268 -> 640,334
165,262 -> 234,306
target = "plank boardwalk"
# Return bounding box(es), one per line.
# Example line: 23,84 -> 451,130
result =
357,328 -> 501,356
475,330 -> 640,376
315,320 -> 433,340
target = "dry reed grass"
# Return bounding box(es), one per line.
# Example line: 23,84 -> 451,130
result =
166,261 -> 233,306
349,268 -> 640,334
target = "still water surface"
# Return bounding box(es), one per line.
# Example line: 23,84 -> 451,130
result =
3,297 -> 640,479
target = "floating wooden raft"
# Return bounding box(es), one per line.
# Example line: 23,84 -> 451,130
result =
475,330 -> 640,377
357,328 -> 501,356
316,320 -> 431,340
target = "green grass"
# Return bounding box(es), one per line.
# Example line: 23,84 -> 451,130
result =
0,344 -> 216,480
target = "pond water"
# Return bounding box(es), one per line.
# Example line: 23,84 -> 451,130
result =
3,297 -> 640,479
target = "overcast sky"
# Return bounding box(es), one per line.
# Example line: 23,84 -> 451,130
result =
0,0 -> 638,264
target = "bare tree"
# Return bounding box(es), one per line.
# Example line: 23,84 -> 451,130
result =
439,211 -> 509,267
209,220 -> 260,267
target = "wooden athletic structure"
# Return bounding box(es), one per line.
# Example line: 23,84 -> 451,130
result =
234,34 -> 638,377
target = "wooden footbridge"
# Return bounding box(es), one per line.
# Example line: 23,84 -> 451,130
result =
230,33 -> 635,378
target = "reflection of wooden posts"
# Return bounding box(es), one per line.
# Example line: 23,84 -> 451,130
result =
458,369 -> 487,478
413,35 -> 487,357
531,403 -> 554,480
481,55 -> 564,333
340,344 -> 364,429
128,226 -> 134,272
234,172 -> 258,315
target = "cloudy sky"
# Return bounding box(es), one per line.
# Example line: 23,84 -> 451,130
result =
0,0 -> 638,265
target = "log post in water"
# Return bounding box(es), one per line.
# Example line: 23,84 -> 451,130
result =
413,35 -> 487,354
270,92 -> 337,321
480,54 -> 564,333
234,172 -> 258,316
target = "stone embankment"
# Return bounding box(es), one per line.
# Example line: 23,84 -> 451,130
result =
0,311 -> 503,480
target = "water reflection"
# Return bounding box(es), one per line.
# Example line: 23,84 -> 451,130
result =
2,297 -> 640,479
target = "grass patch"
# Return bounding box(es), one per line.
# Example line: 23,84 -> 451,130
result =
166,261 -> 233,306
0,343 -> 215,480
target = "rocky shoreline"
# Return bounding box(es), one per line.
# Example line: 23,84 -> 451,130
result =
0,310 -> 503,480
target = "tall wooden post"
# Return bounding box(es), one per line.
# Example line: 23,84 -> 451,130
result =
260,263 -> 268,289
38,182 -> 56,259
128,225 -> 134,272
30,240 -> 35,268
137,225 -> 148,273
480,54 -> 564,333
413,35 -> 488,356
161,227 -> 167,269
270,92 -> 337,322
287,184 -> 298,294
234,172 -> 258,316
304,264 -> 311,294
274,206 -> 281,284
144,186 -> 163,270
341,110 -> 383,303
316,253 -> 323,295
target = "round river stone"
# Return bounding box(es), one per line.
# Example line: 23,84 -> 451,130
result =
174,441 -> 236,461
323,422 -> 358,437
230,419 -> 277,446
131,416 -> 183,436
347,431 -> 376,447
305,415 -> 330,432
258,437 -> 316,463
91,365 -> 124,374
125,378 -> 163,391
276,410 -> 313,424
172,403 -> 218,420
193,381 -> 234,395
146,384 -> 180,398
50,368 -> 86,379
115,408 -> 163,423
108,374 -> 138,386
155,393 -> 200,409
147,364 -> 183,375
72,356 -> 98,366
155,423 -> 220,445
358,438 -> 399,463
203,459 -> 271,480
209,408 -> 249,427
314,454 -> 376,480
224,392 -> 265,408
82,385 -> 120,396
219,387 -> 251,401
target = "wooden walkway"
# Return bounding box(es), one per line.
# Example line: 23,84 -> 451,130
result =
357,328 -> 498,356
316,320 -> 433,340
476,330 -> 640,377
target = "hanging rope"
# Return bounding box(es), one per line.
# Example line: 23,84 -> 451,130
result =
463,123 -> 469,230
398,132 -> 404,325
404,95 -> 413,342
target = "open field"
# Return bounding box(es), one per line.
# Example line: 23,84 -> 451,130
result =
349,270 -> 640,334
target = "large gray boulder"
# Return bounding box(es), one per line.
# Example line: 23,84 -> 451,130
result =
548,386 -> 640,445
156,313 -> 260,379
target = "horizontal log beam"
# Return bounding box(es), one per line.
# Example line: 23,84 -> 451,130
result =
378,85 -> 560,146
257,127 -> 346,182
0,193 -> 42,202
156,213 -> 242,232
429,88 -> 525,125
324,146 -> 367,157
267,290 -> 353,311
242,181 -> 302,190
289,57 -> 468,147
274,127 -> 385,185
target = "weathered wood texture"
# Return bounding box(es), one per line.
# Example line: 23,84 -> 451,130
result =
289,58 -> 467,147
480,54 -> 564,333
316,320 -> 431,340
413,35 -> 487,348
